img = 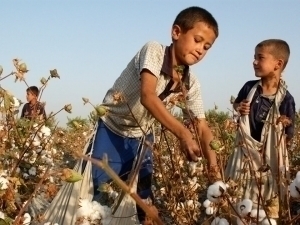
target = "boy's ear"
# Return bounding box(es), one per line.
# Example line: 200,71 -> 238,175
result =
171,25 -> 182,41
275,59 -> 284,71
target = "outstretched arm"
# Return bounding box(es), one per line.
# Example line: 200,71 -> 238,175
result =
195,118 -> 217,167
140,69 -> 200,161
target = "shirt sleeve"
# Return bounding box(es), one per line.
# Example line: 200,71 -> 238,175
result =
235,82 -> 249,104
182,74 -> 205,119
135,41 -> 164,79
281,95 -> 296,139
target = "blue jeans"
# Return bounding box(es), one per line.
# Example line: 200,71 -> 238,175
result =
91,120 -> 154,221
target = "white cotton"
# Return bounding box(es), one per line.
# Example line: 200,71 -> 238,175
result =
238,199 -> 253,217
91,201 -> 103,213
44,222 -> 51,225
41,126 -> 51,137
23,173 -> 29,179
12,97 -> 20,108
219,218 -> 229,225
185,200 -> 194,207
261,218 -> 277,225
289,180 -> 300,198
211,217 -> 220,225
0,177 -> 8,190
213,181 -> 227,193
207,184 -> 222,202
108,191 -> 118,199
32,138 -> 41,147
23,213 -> 31,224
44,157 -> 53,165
28,167 -> 37,176
205,206 -> 214,215
295,171 -> 300,187
203,199 -> 211,208
0,211 -> 5,219
76,199 -> 94,218
250,209 -> 266,221
189,162 -> 197,174
49,176 -> 54,183
0,170 -> 8,177
29,156 -> 37,164
51,148 -> 57,154
90,210 -> 101,221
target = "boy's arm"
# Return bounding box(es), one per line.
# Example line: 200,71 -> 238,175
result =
195,119 -> 217,167
140,70 -> 200,161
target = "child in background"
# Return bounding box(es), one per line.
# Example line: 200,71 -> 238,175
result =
21,86 -> 46,120
225,39 -> 295,219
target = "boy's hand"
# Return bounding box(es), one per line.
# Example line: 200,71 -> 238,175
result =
237,99 -> 250,115
179,133 -> 200,162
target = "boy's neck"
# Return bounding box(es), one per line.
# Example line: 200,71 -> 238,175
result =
260,75 -> 280,95
29,99 -> 38,106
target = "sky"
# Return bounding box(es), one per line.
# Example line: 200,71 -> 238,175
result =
1,1 -> 300,126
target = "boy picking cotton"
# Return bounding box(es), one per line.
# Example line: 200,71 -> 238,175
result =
92,6 -> 220,224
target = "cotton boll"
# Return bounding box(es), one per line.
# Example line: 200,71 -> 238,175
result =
213,181 -> 227,193
185,200 -> 194,208
205,206 -> 214,215
49,176 -> 54,183
289,180 -> 300,198
0,177 -> 8,190
211,217 -> 220,225
32,139 -> 41,147
189,162 -> 197,174
219,218 -> 229,225
23,213 -> 31,224
203,199 -> 211,208
41,126 -> 51,137
250,209 -> 266,221
51,148 -> 57,154
261,218 -> 277,225
295,171 -> 300,187
23,173 -> 29,179
238,199 -> 253,217
28,167 -> 37,176
207,184 -> 222,202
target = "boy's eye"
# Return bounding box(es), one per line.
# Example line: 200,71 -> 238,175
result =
204,45 -> 211,51
194,38 -> 201,43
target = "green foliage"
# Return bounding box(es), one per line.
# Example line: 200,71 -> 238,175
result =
205,109 -> 230,125
67,116 -> 89,129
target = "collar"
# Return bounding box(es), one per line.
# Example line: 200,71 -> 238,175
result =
161,44 -> 190,90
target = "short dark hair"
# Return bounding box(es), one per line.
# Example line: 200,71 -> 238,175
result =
173,6 -> 218,37
26,86 -> 39,97
256,39 -> 290,70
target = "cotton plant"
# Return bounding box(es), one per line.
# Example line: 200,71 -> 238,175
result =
235,199 -> 277,225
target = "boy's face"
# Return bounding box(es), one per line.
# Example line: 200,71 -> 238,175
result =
26,91 -> 37,103
253,47 -> 282,78
171,21 -> 216,66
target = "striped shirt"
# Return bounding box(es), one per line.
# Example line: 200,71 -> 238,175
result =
101,41 -> 205,137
